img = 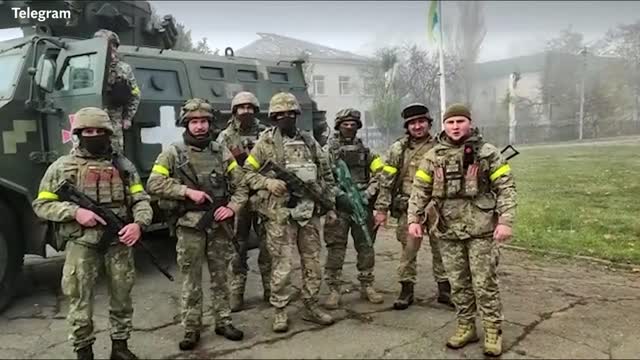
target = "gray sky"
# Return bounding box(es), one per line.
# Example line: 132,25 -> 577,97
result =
1,1 -> 639,61
151,0 -> 640,61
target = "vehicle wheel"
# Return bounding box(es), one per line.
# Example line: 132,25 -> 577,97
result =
0,203 -> 21,312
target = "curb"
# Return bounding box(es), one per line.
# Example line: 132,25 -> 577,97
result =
502,244 -> 640,272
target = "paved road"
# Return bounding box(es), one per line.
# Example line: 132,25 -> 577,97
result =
1,226 -> 639,359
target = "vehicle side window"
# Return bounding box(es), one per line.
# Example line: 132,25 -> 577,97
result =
0,52 -> 22,99
59,53 -> 97,91
135,68 -> 182,100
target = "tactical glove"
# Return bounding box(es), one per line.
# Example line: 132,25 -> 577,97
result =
266,179 -> 287,196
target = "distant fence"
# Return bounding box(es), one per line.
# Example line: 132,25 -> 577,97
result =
352,118 -> 640,155
480,119 -> 640,147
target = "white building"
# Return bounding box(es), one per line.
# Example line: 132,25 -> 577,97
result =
236,33 -> 376,133
470,51 -> 627,144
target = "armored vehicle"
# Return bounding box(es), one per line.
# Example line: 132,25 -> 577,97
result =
0,0 -> 329,311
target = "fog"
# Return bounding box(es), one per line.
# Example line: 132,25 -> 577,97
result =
1,0 -> 639,148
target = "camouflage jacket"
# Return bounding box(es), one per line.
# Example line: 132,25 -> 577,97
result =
374,134 -> 435,216
216,116 -> 268,165
243,127 -> 337,223
407,130 -> 517,240
146,139 -> 248,229
32,147 -> 152,248
105,57 -> 140,122
323,133 -> 383,200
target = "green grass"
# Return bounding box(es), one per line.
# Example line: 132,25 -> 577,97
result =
510,142 -> 640,264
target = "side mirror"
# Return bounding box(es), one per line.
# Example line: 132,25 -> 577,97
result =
34,55 -> 55,93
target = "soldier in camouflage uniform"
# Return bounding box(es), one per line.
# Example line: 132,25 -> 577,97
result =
373,103 -> 453,310
243,92 -> 339,333
322,108 -> 384,309
217,91 -> 271,311
94,29 -> 141,154
407,104 -> 517,356
32,107 -> 152,360
146,98 -> 246,350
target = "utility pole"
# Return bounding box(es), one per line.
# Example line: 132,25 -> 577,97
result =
578,46 -> 587,140
508,72 -> 520,144
437,0 -> 447,121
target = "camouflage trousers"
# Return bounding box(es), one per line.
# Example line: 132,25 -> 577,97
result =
105,107 -> 124,154
439,236 -> 503,324
264,216 -> 322,309
176,225 -> 232,332
61,241 -> 135,352
227,208 -> 272,295
323,212 -> 376,289
396,212 -> 447,283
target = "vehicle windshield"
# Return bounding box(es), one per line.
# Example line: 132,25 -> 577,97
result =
0,48 -> 24,100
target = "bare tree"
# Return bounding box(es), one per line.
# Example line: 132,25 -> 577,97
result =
454,1 -> 487,106
194,37 -> 221,55
361,45 -> 462,143
173,22 -> 195,52
545,25 -> 584,54
396,44 -> 462,119
538,27 -> 586,126
598,21 -> 640,123
361,47 -> 403,145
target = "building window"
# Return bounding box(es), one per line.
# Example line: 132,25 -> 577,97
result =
312,75 -> 325,95
339,76 -> 351,95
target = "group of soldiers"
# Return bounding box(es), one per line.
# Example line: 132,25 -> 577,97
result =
31,29 -> 517,360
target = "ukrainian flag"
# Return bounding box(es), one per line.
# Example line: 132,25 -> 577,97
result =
427,0 -> 439,43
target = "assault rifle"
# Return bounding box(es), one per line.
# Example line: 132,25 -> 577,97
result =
182,198 -> 241,254
174,164 -> 241,254
334,159 -> 375,246
55,180 -> 174,281
258,160 -> 334,214
501,145 -> 520,161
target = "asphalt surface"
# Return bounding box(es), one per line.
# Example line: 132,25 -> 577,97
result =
1,225 -> 639,359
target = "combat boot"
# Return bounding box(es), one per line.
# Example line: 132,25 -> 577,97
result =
76,345 -> 94,360
437,280 -> 455,308
230,291 -> 244,312
215,324 -> 244,341
446,320 -> 479,349
178,330 -> 200,351
483,321 -> 503,357
302,302 -> 335,326
393,281 -> 414,310
324,286 -> 341,309
361,284 -> 384,304
272,308 -> 289,333
110,340 -> 138,360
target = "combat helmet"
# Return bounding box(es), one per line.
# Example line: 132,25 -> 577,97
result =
401,103 -> 432,128
231,91 -> 260,113
72,107 -> 113,134
178,98 -> 215,127
93,29 -> 120,47
268,92 -> 301,118
334,108 -> 362,130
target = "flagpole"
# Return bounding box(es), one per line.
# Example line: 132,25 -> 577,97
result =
437,0 -> 447,123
